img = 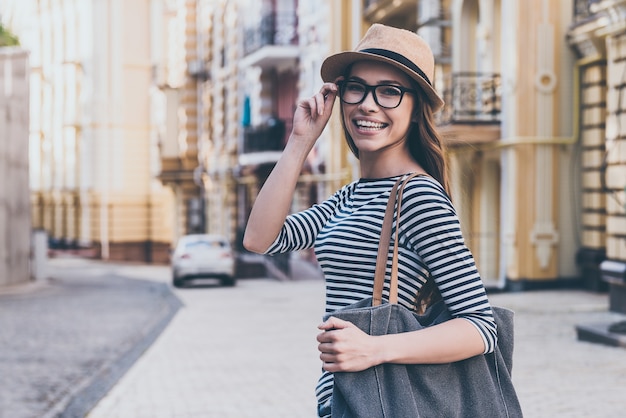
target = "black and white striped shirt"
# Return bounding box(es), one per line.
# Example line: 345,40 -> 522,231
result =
266,174 -> 496,411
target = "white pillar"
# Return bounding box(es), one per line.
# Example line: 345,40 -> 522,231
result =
31,229 -> 48,281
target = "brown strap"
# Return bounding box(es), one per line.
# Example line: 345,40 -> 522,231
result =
372,178 -> 402,306
372,173 -> 423,306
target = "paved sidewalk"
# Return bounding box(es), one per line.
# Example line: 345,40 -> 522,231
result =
489,290 -> 626,417
89,267 -> 626,418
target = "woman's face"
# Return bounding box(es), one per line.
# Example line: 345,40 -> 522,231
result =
341,61 -> 416,157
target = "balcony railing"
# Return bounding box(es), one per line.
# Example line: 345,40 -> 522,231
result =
439,72 -> 501,124
243,12 -> 298,56
573,0 -> 603,22
241,118 -> 287,154
363,0 -> 379,8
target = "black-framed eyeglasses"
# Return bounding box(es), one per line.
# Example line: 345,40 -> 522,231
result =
337,80 -> 417,109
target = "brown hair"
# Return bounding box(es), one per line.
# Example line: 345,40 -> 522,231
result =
339,78 -> 448,312
408,93 -> 446,312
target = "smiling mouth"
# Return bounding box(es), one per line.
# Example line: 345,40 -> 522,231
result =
354,120 -> 388,131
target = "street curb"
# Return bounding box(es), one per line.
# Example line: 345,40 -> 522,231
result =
0,278 -> 48,296
40,278 -> 183,418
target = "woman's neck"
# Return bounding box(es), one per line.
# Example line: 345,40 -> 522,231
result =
359,152 -> 425,179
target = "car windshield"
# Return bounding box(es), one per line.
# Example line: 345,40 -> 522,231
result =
183,239 -> 227,251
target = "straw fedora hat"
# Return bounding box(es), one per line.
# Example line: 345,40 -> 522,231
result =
321,24 -> 444,112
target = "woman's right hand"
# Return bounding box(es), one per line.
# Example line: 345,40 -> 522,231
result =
291,82 -> 339,143
243,82 -> 339,254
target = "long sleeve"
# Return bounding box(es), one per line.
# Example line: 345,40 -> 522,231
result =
265,185 -> 351,255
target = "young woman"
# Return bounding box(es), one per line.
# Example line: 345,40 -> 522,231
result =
243,24 -> 497,417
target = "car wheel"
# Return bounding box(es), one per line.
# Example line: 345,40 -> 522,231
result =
173,276 -> 185,288
221,276 -> 236,287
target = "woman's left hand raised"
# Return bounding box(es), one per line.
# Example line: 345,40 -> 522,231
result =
317,316 -> 381,372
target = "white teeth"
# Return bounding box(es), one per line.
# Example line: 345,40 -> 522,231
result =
355,120 -> 385,129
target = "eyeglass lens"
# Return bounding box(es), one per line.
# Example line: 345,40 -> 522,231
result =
340,81 -> 405,109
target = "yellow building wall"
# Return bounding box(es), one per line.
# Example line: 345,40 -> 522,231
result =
327,0 -> 362,187
508,0 -> 568,281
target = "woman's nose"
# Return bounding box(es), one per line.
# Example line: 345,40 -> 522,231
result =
358,90 -> 379,111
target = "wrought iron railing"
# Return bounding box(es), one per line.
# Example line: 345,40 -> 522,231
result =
363,0 -> 382,10
573,0 -> 603,22
243,12 -> 298,56
241,118 -> 287,154
439,72 -> 501,124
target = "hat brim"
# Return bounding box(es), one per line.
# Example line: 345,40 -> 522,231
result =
321,51 -> 444,112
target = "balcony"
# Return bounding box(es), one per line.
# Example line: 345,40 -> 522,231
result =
240,12 -> 299,70
238,118 -> 288,166
568,0 -> 626,58
437,72 -> 501,144
439,72 -> 501,124
417,3 -> 451,64
573,0 -> 603,23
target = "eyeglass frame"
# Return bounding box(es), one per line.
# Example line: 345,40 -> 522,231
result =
336,79 -> 418,109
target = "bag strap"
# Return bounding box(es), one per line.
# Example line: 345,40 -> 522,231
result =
372,178 -> 401,306
372,173 -> 422,306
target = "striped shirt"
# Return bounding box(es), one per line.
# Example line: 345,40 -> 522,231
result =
265,174 -> 496,413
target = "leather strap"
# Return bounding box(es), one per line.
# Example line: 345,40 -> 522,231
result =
372,173 -> 422,306
372,178 -> 401,306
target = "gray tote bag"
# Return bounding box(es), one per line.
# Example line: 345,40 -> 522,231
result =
326,174 -> 523,418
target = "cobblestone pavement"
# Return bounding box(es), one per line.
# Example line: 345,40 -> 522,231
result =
3,258 -> 626,417
0,259 -> 181,418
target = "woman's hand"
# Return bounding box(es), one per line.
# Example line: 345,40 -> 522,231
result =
291,82 -> 339,144
317,316 -> 381,372
243,82 -> 340,253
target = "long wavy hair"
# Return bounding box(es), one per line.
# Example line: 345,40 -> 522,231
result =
339,74 -> 448,312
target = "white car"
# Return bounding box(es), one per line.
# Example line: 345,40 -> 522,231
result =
171,234 -> 236,287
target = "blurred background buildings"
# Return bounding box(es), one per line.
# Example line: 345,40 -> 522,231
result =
0,0 -> 625,306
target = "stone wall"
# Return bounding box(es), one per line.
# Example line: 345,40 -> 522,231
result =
0,48 -> 30,286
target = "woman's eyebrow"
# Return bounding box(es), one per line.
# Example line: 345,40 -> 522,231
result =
347,76 -> 404,85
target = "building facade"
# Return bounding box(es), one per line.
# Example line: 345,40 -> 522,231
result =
6,0 -> 174,263
232,0 -> 347,259
0,47 -> 31,286
151,0 -> 211,250
161,0 -> 596,289
9,0 -> 624,294
2,0 -> 359,268
568,0 -> 626,311
359,0 -> 580,289
150,0 -> 374,275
